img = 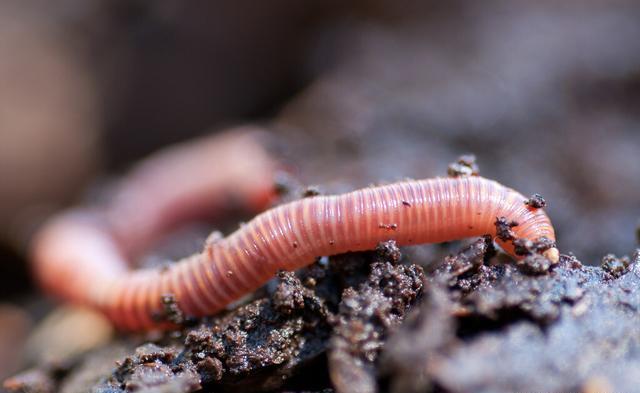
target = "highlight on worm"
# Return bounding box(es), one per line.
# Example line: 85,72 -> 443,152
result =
32,132 -> 558,331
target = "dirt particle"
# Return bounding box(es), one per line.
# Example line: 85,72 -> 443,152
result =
301,185 -> 321,198
447,154 -> 479,177
600,254 -> 630,278
159,294 -> 184,324
495,217 -> 518,241
196,357 -> 223,381
562,253 -> 584,269
513,238 -> 535,256
533,236 -> 556,253
304,277 -> 317,288
401,200 -> 412,207
272,271 -> 306,314
378,223 -> 398,230
512,236 -> 556,256
439,236 -> 493,279
517,254 -> 554,275
524,193 -> 547,208
375,240 -> 402,264
154,294 -> 192,326
292,241 -> 299,249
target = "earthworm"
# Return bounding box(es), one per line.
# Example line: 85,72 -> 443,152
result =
32,133 -> 558,331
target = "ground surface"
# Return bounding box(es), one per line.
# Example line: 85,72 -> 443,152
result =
6,237 -> 640,393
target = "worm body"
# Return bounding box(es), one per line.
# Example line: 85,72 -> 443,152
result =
33,136 -> 557,331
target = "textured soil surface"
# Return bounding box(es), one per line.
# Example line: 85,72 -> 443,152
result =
6,238 -> 640,393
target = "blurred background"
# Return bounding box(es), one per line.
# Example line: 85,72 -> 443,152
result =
1,0 -> 639,381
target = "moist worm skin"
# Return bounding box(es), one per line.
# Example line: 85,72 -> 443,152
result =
33,145 -> 557,331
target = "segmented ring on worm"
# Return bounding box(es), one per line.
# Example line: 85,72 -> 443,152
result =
32,134 -> 558,331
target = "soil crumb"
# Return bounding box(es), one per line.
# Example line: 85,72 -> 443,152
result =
157,294 -> 187,326
447,154 -> 480,177
494,217 -> 518,242
524,193 -> 547,208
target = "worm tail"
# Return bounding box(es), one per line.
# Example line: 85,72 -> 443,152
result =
31,129 -> 279,331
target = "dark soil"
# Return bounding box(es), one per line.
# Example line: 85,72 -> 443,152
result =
6,242 -> 425,393
8,238 -> 640,393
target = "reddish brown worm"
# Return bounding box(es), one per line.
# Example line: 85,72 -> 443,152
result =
32,131 -> 558,331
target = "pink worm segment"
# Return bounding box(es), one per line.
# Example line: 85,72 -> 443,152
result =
32,135 -> 557,331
